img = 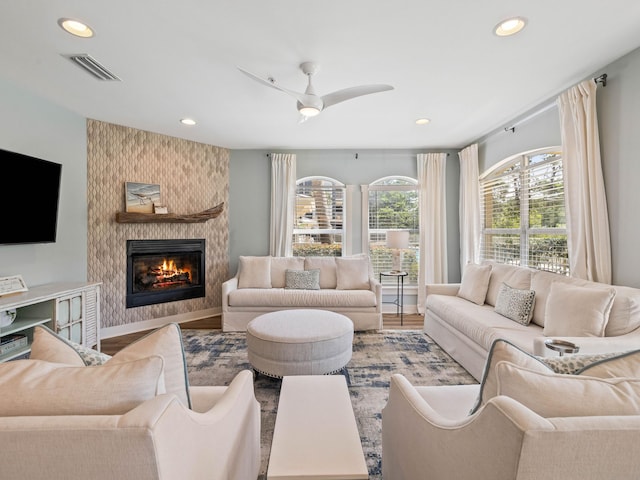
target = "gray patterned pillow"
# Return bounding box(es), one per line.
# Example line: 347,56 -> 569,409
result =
536,351 -> 627,375
494,282 -> 535,325
285,269 -> 320,290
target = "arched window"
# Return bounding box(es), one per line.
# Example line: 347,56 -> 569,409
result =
293,176 -> 345,257
479,147 -> 568,274
363,176 -> 418,284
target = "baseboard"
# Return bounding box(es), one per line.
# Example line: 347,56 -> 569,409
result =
381,304 -> 418,315
100,307 -> 221,339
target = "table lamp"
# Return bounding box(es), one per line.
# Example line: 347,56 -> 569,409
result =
386,230 -> 409,273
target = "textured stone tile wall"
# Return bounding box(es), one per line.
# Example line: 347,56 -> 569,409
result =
87,119 -> 229,328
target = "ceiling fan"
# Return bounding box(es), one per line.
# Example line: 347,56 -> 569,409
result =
238,62 -> 394,120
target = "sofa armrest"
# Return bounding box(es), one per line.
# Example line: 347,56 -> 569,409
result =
426,283 -> 460,297
382,374 -> 552,480
221,275 -> 239,311
370,276 -> 382,311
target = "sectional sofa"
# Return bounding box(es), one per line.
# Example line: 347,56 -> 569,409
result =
424,262 -> 640,380
222,255 -> 382,332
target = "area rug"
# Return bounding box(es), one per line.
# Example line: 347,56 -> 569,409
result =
183,329 -> 477,479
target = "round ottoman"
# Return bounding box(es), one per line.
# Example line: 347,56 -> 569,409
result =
246,309 -> 354,378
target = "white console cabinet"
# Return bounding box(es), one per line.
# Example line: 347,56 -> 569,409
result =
0,282 -> 101,362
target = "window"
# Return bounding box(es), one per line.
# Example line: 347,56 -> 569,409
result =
480,147 -> 568,274
364,176 -> 419,284
293,176 -> 345,257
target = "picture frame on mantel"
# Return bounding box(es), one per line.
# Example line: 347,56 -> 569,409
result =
125,182 -> 161,213
0,275 -> 28,297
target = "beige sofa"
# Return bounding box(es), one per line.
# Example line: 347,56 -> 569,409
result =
0,370 -> 261,480
222,255 -> 382,332
0,323 -> 261,480
424,262 -> 640,380
382,373 -> 640,480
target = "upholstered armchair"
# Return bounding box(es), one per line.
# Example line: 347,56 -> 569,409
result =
382,373 -> 640,480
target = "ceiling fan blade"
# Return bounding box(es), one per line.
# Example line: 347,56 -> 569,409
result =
237,67 -> 315,105
321,84 -> 394,109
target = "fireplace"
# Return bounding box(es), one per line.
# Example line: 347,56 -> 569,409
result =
126,239 -> 205,308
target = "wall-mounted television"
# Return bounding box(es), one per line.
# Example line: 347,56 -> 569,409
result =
1,148 -> 62,245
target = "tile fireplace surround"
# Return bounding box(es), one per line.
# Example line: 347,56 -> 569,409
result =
87,119 -> 229,331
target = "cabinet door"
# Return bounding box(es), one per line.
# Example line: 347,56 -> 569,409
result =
55,293 -> 86,344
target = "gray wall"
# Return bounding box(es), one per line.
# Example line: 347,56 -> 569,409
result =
476,46 -> 640,288
229,149 -> 461,282
0,78 -> 88,287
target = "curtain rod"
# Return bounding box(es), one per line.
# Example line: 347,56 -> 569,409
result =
502,73 -> 607,134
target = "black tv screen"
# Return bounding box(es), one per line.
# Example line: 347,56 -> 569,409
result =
1,148 -> 62,245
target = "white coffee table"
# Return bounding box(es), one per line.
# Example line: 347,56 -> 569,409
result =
267,375 -> 368,480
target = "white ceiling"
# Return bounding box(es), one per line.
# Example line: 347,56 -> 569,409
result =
2,1 -> 640,150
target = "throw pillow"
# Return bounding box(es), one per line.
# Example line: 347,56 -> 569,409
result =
470,339 -> 551,414
457,263 -> 492,305
494,282 -> 535,325
304,257 -> 337,289
30,325 -> 111,366
285,269 -> 320,290
543,282 -> 616,337
0,357 -> 165,416
335,257 -> 370,290
495,361 -> 640,417
237,256 -> 272,289
471,339 -> 640,415
30,323 -> 191,408
270,257 -> 305,288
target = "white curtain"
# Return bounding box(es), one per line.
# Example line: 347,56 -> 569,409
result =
458,143 -> 481,269
557,80 -> 611,283
269,153 -> 296,257
417,153 -> 448,314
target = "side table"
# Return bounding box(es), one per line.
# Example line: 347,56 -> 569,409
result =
379,271 -> 407,325
544,339 -> 580,356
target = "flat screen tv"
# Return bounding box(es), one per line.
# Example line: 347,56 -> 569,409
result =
1,148 -> 62,245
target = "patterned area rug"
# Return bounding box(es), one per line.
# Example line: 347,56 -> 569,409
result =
183,329 -> 477,479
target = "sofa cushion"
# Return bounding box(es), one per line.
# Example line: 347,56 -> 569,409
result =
238,256 -> 272,289
606,285 -> 640,337
270,257 -> 305,288
457,263 -> 492,305
30,325 -> 111,366
228,288 -> 378,308
543,282 -> 616,337
304,257 -> 338,289
485,262 -> 533,307
495,361 -> 640,417
285,269 -> 320,290
471,339 -> 640,414
0,357 -> 165,416
30,323 -> 191,408
530,270 -> 585,327
336,257 -> 370,290
494,282 -> 536,325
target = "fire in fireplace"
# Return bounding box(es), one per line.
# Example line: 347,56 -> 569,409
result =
126,239 -> 205,308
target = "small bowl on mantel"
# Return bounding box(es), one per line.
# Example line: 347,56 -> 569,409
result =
0,309 -> 17,328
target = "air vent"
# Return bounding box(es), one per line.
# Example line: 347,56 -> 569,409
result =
63,54 -> 121,81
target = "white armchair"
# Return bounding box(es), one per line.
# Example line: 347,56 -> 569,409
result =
0,370 -> 261,480
382,373 -> 640,480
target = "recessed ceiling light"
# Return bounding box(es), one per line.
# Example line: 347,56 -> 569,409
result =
415,118 -> 431,125
180,118 -> 196,126
58,18 -> 94,38
494,17 -> 527,37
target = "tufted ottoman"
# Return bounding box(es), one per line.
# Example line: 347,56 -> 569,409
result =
246,309 -> 354,378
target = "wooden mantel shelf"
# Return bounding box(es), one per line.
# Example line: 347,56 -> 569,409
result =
115,203 -> 224,224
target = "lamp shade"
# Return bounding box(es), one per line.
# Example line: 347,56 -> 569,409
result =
386,230 -> 409,249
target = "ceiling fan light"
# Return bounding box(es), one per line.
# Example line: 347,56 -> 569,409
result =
299,106 -> 321,117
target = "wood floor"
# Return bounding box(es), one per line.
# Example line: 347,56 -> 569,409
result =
100,313 -> 424,356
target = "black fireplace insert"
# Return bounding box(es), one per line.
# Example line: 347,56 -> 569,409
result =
126,239 -> 205,308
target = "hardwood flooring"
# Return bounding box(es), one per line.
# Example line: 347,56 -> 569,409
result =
100,313 -> 424,355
